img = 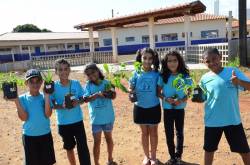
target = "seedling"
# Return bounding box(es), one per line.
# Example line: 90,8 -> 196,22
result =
0,73 -> 25,99
172,71 -> 214,103
41,70 -> 54,94
64,81 -> 75,109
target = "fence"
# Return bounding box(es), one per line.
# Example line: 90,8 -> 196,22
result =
31,51 -> 113,69
156,43 -> 229,66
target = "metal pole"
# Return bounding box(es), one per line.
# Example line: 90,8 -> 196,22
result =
238,0 -> 247,66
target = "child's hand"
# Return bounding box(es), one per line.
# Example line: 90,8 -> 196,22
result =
72,99 -> 79,107
164,97 -> 175,104
174,100 -> 182,106
231,70 -> 239,86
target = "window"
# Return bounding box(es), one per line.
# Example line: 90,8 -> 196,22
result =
84,42 -> 90,48
103,38 -> 112,46
182,32 -> 192,38
125,37 -> 135,42
67,44 -> 74,49
201,30 -> 218,39
161,33 -> 178,41
94,42 -> 99,48
141,35 -> 158,43
22,46 -> 29,51
47,45 -> 58,51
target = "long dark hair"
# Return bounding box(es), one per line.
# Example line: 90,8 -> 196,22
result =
160,50 -> 189,83
135,47 -> 160,72
84,63 -> 104,81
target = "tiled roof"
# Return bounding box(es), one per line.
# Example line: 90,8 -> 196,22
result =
124,13 -> 227,28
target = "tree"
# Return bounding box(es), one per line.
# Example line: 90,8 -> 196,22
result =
12,24 -> 52,32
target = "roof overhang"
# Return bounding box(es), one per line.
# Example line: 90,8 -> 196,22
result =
74,0 -> 206,31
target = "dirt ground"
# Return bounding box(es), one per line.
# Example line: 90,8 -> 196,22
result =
0,71 -> 249,165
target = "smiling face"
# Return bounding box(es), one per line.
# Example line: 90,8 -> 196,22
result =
55,63 -> 70,81
141,52 -> 153,71
85,68 -> 100,84
167,55 -> 179,74
203,53 -> 222,73
26,77 -> 42,94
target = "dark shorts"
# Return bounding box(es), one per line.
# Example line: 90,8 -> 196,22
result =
204,123 -> 250,153
133,104 -> 161,125
58,120 -> 87,150
22,132 -> 56,165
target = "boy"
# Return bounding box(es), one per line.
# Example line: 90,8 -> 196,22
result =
6,69 -> 56,165
51,59 -> 91,165
200,48 -> 250,165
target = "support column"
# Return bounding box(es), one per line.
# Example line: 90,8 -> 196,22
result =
64,43 -> 68,51
111,27 -> 118,63
28,46 -> 32,61
11,48 -> 15,62
44,44 -> 47,55
148,16 -> 155,49
227,11 -> 233,59
88,27 -> 95,52
184,14 -> 191,61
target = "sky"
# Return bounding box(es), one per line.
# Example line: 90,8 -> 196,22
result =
0,0 -> 249,34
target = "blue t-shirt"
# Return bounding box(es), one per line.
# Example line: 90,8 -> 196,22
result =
19,92 -> 51,136
51,80 -> 84,125
200,67 -> 250,127
129,70 -> 160,108
158,74 -> 192,110
84,79 -> 115,125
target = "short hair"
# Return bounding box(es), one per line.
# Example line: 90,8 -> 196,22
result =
54,58 -> 70,70
203,48 -> 220,59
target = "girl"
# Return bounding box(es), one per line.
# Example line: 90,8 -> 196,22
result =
84,63 -> 116,165
158,51 -> 191,165
129,48 -> 161,165
6,69 -> 56,165
51,59 -> 91,165
200,48 -> 250,165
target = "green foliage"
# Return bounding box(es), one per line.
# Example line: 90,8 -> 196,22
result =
41,70 -> 53,83
0,72 -> 25,90
226,56 -> 240,67
13,24 -> 52,32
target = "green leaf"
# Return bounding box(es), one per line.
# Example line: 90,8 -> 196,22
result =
103,63 -> 110,74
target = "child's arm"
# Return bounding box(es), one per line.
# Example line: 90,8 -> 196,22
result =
231,70 -> 250,91
84,92 -> 104,102
14,98 -> 28,121
44,94 -> 52,118
157,85 -> 164,99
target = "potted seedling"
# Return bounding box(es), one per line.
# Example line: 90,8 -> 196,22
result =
0,73 -> 25,99
172,71 -> 213,103
41,70 -> 54,94
64,81 -> 75,109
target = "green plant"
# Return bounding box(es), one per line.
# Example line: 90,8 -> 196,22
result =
0,72 -> 25,89
226,56 -> 240,67
41,70 -> 53,83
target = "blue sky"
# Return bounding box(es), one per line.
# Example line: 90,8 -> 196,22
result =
0,0 -> 249,34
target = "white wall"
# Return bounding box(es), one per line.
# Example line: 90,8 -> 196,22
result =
98,19 -> 227,47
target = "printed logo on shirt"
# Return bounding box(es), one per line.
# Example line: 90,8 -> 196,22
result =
139,78 -> 153,92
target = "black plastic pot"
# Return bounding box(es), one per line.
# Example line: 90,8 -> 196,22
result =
65,94 -> 75,109
43,81 -> 54,94
191,86 -> 205,103
2,82 -> 17,99
103,90 -> 114,99
129,92 -> 137,103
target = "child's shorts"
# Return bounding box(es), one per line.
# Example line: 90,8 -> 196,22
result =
58,120 -> 88,150
22,132 -> 56,165
133,104 -> 161,125
92,123 -> 114,134
203,123 -> 250,153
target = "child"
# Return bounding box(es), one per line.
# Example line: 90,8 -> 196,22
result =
129,48 -> 161,165
200,48 -> 250,165
157,51 -> 191,165
51,59 -> 91,165
83,63 -> 116,165
6,69 -> 56,165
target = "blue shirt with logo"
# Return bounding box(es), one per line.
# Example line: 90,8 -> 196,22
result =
19,92 -> 51,136
129,70 -> 160,108
200,67 -> 250,127
158,74 -> 192,110
51,80 -> 84,125
84,79 -> 115,125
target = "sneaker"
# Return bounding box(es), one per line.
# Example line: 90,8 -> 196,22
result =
150,159 -> 159,165
175,157 -> 185,165
142,157 -> 150,165
166,158 -> 176,165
